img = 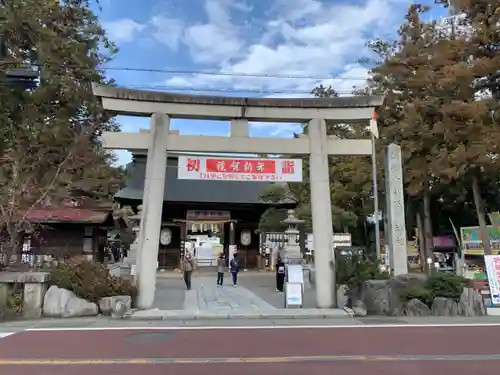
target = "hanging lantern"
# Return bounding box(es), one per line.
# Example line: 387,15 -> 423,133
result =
240,229 -> 252,246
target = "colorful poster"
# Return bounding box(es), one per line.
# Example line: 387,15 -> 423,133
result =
484,255 -> 500,305
177,156 -> 303,182
460,226 -> 500,255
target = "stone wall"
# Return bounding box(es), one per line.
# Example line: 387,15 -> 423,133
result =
354,274 -> 487,317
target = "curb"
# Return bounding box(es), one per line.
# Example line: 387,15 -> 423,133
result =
124,309 -> 353,321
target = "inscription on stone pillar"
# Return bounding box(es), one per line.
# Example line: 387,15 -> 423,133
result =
385,144 -> 408,275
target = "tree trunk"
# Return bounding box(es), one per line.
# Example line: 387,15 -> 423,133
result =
471,172 -> 492,255
416,210 -> 427,273
423,185 -> 434,269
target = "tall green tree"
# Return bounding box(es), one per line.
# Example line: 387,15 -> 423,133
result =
365,4 -> 455,268
259,86 -> 374,246
0,0 -> 123,256
428,0 -> 500,254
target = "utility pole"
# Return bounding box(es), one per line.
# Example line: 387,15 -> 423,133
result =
368,89 -> 381,262
371,129 -> 381,261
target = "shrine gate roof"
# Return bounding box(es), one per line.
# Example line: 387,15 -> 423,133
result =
114,155 -> 297,206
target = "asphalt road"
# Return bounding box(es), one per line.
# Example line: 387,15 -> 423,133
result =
0,325 -> 499,374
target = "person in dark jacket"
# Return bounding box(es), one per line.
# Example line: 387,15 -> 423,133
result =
229,254 -> 240,287
216,253 -> 225,286
276,256 -> 286,292
181,252 -> 195,290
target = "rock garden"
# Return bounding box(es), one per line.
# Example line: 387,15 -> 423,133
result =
43,259 -> 137,318
338,253 -> 487,317
0,259 -> 136,320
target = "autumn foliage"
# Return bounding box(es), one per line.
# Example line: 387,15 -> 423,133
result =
0,0 -> 125,259
260,1 -> 500,259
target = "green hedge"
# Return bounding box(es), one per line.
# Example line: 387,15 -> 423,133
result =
336,251 -> 389,294
49,261 -> 137,304
400,273 -> 470,307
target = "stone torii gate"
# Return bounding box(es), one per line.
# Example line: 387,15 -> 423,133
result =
92,83 -> 384,310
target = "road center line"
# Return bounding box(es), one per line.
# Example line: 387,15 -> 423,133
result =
1,354 -> 500,365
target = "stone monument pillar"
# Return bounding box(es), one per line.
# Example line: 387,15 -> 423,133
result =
385,143 -> 408,275
281,210 -> 304,264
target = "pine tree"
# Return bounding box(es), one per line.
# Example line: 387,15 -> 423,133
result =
0,0 -> 123,257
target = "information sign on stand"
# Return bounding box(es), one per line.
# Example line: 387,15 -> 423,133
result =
285,283 -> 302,307
484,255 -> 500,306
287,265 -> 304,284
285,264 -> 304,308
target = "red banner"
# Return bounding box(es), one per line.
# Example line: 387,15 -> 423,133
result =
205,158 -> 276,174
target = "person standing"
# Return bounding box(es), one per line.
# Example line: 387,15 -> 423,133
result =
181,251 -> 195,290
276,256 -> 286,292
229,253 -> 240,287
216,252 -> 225,286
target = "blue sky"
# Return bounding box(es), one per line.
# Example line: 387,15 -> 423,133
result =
95,0 -> 449,165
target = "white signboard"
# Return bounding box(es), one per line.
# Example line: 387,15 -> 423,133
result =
178,156 -> 303,182
287,264 -> 304,284
285,283 -> 303,306
484,255 -> 500,305
306,233 -> 351,251
196,243 -> 216,267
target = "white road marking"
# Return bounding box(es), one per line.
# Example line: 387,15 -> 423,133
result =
24,322 -> 500,332
0,333 -> 15,339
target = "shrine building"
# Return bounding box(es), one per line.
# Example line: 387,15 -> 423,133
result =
114,152 -> 297,269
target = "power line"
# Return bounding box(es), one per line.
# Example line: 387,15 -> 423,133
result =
99,66 -> 370,81
120,84 -> 359,95
0,61 -> 370,81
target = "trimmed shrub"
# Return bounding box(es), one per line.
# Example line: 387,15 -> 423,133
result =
424,273 -> 469,302
336,251 -> 390,294
49,261 -> 137,304
400,273 -> 469,308
400,286 -> 433,307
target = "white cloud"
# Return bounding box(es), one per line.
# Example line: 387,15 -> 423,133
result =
104,19 -> 146,43
145,0 -> 409,135
150,16 -> 185,50
163,0 -> 402,92
182,0 -> 248,64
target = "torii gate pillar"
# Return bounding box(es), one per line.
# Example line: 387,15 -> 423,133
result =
136,113 -> 169,309
309,118 -> 336,307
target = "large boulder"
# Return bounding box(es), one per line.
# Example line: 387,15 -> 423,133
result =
43,286 -> 98,318
99,295 -> 132,317
351,299 -> 367,317
359,273 -> 427,316
404,298 -> 431,316
431,297 -> 460,316
337,285 -> 348,307
459,288 -> 487,316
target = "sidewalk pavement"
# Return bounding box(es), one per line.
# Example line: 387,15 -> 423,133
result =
145,275 -> 349,320
155,269 -> 271,278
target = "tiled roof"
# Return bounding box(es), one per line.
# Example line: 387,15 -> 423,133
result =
114,155 -> 297,206
25,207 -> 111,224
